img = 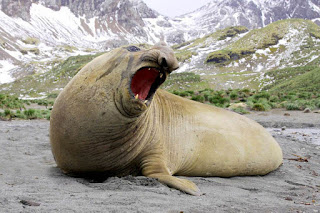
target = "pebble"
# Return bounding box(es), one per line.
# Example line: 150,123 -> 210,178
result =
303,108 -> 311,113
20,200 -> 40,206
281,126 -> 286,131
284,113 -> 290,116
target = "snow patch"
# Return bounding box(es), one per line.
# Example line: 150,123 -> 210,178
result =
0,60 -> 16,84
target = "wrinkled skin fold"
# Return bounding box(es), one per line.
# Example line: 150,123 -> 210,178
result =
50,42 -> 283,196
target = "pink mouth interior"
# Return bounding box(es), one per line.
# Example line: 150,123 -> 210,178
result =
130,68 -> 159,100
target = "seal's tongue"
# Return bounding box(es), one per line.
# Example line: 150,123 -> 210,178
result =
131,68 -> 159,100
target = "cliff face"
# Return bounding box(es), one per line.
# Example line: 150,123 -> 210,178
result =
260,0 -> 320,25
0,0 -> 33,21
167,0 -> 320,44
1,0 -> 319,46
39,0 -> 158,19
0,0 -> 320,89
176,0 -> 320,30
0,0 -> 168,50
0,0 -> 320,51
0,0 -> 160,37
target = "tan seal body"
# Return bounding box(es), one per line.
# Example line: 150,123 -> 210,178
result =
50,43 -> 283,196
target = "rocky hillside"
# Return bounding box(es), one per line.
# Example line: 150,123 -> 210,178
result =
174,0 -> 320,36
1,0 -> 320,90
0,0 -> 163,47
0,0 -> 173,83
1,19 -> 319,98
173,19 -> 320,90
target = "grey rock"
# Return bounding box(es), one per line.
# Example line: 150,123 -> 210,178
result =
303,108 -> 311,113
166,31 -> 186,44
0,0 -> 32,21
178,0 -> 320,32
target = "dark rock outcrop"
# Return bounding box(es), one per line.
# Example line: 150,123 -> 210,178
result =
0,0 -> 160,37
182,0 -> 320,32
0,0 -> 32,21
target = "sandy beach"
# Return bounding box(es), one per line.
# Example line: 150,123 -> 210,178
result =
0,110 -> 319,212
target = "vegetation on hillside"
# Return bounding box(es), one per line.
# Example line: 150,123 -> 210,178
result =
169,78 -> 320,114
263,66 -> 320,93
161,72 -> 211,91
19,47 -> 40,55
22,37 -> 40,45
163,72 -> 320,113
1,20 -> 320,120
172,26 -> 248,62
0,53 -> 103,98
173,26 -> 248,50
206,19 -> 320,65
1,70 -> 320,120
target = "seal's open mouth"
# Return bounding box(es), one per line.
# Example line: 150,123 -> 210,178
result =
130,67 -> 166,101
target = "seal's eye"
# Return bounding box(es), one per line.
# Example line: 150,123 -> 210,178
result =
127,46 -> 140,52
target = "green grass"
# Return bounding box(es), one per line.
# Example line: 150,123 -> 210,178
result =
0,94 -> 25,109
19,47 -> 40,55
263,66 -> 320,93
1,81 -> 319,121
231,107 -> 250,114
0,93 -> 54,110
0,93 -> 53,120
169,86 -> 320,112
59,45 -> 78,53
229,19 -> 319,50
22,37 -> 40,45
175,50 -> 197,62
161,72 -> 211,92
218,26 -> 249,40
205,19 -> 320,65
206,49 -> 255,64
0,52 -> 104,97
0,108 -> 51,120
263,66 -> 318,90
172,26 -> 248,51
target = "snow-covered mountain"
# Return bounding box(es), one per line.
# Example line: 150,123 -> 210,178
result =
1,0 -> 320,85
173,19 -> 320,90
0,0 -> 174,83
172,0 -> 320,42
0,0 -> 169,51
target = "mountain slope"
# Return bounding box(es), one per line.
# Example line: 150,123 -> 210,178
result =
1,0 -> 320,87
2,19 -> 319,97
0,1 -> 169,49
262,66 -> 320,93
0,0 -> 173,83
171,19 -> 320,90
174,0 -> 320,33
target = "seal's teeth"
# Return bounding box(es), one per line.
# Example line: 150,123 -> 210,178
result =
144,100 -> 148,104
160,73 -> 163,78
135,94 -> 139,99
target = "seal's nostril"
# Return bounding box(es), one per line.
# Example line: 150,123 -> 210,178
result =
160,57 -> 168,69
173,65 -> 179,71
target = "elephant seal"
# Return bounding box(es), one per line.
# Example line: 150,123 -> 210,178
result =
50,42 -> 283,196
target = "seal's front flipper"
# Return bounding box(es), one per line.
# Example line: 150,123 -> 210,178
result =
140,150 -> 201,195
147,174 -> 202,196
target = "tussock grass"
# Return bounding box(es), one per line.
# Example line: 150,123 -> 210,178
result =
264,66 -> 320,93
